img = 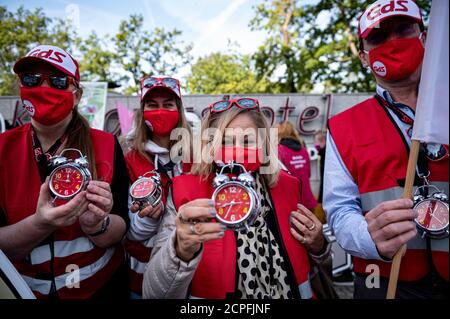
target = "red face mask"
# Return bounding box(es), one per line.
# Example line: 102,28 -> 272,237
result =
215,146 -> 264,172
20,86 -> 75,126
366,35 -> 425,81
143,109 -> 180,136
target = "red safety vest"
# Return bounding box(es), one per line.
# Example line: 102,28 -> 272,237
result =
171,171 -> 313,299
123,150 -> 169,295
328,97 -> 449,282
0,123 -> 124,299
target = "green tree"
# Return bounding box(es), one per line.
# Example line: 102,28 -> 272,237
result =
77,32 -> 118,85
251,0 -> 432,93
186,52 -> 272,94
114,14 -> 192,95
0,6 -> 77,95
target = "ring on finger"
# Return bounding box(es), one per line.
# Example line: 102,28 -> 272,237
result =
190,222 -> 201,235
308,223 -> 316,231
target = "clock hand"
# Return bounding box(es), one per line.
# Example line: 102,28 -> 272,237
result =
430,213 -> 444,225
224,205 -> 233,219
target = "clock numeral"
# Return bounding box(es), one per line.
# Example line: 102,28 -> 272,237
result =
76,174 -> 81,179
64,190 -> 69,195
243,207 -> 248,214
75,184 -> 80,190
56,173 -> 62,179
230,215 -> 236,221
242,193 -> 248,200
54,184 -> 59,190
219,194 -> 226,201
218,208 -> 224,215
229,187 -> 237,194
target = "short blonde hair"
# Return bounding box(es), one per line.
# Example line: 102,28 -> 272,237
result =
191,107 -> 280,187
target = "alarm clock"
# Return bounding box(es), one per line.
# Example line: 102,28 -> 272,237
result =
211,162 -> 260,232
413,184 -> 449,239
129,171 -> 162,209
48,148 -> 92,201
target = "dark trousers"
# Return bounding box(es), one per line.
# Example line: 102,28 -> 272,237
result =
354,273 -> 449,299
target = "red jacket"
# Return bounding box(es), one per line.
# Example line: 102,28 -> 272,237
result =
278,141 -> 318,210
329,97 -> 449,282
171,171 -> 313,299
0,123 -> 124,299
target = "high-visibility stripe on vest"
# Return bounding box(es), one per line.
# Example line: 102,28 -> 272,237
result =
0,123 -> 124,298
171,171 -> 313,299
328,97 -> 449,282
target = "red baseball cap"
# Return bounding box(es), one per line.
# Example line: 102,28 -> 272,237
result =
358,0 -> 423,40
13,45 -> 80,82
140,76 -> 182,101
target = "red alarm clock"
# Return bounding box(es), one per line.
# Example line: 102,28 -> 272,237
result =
129,171 -> 162,209
212,162 -> 259,231
414,185 -> 449,239
48,149 -> 92,202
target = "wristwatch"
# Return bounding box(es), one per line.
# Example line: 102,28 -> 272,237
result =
88,216 -> 110,237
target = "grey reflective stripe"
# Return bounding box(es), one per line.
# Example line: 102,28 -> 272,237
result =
431,237 -> 449,252
298,279 -> 313,299
30,237 -> 95,265
361,182 -> 449,212
129,255 -> 147,274
21,247 -> 115,295
189,295 -> 204,299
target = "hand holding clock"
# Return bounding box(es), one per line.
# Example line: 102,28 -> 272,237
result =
34,177 -> 90,230
79,181 -> 114,235
175,199 -> 226,262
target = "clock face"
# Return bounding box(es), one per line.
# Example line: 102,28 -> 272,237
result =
415,199 -> 449,232
50,165 -> 84,198
130,178 -> 155,199
214,183 -> 252,224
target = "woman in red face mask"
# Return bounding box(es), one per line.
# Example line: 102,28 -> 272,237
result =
122,76 -> 192,298
0,45 -> 130,299
142,99 -> 331,299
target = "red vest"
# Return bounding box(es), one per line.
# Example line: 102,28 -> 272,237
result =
0,123 -> 124,299
123,150 -> 169,294
328,97 -> 449,282
171,171 -> 313,299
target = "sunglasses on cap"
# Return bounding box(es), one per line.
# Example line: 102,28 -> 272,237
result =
141,76 -> 181,97
209,98 -> 260,114
18,72 -> 78,90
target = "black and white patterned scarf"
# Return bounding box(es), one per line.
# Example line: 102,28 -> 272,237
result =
235,174 -> 293,299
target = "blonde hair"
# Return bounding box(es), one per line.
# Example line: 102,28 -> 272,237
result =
124,98 -> 192,163
191,108 -> 280,188
277,121 -> 305,148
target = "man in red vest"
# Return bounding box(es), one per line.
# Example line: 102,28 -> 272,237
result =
324,0 -> 449,299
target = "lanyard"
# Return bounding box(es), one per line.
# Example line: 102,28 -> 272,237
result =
31,127 -> 66,182
375,94 -> 415,126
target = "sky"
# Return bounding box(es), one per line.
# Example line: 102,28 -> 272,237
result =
1,0 -> 320,89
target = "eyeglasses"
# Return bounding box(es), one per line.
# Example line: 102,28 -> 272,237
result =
209,98 -> 260,114
141,76 -> 181,98
18,73 -> 78,90
365,21 -> 420,47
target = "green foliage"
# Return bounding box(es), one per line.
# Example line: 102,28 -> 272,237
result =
114,14 -> 192,95
186,51 -> 272,94
0,6 -> 78,95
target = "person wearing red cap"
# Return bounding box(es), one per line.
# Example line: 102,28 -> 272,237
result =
122,76 -> 192,298
324,0 -> 448,298
0,45 -> 130,299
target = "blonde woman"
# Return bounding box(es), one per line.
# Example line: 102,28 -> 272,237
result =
142,98 -> 329,299
123,76 -> 192,299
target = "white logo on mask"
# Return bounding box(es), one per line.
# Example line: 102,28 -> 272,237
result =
23,99 -> 35,116
372,61 -> 387,77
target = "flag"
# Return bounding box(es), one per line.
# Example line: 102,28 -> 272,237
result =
413,0 -> 449,145
116,102 -> 134,136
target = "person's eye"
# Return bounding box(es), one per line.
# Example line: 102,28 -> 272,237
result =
367,31 -> 388,45
396,23 -> 415,36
